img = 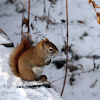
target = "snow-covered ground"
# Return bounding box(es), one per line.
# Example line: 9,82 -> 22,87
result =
0,43 -> 63,100
0,0 -> 100,100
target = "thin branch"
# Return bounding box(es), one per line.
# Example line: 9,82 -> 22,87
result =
50,77 -> 64,84
28,0 -> 30,33
17,84 -> 50,89
0,29 -> 13,44
71,65 -> 98,77
0,43 -> 14,47
43,0 -> 46,16
21,0 -> 25,38
61,0 -> 68,96
90,79 -> 98,88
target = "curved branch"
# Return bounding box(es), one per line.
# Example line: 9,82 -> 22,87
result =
61,0 -> 69,96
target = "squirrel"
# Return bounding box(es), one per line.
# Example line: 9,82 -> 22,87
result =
9,34 -> 59,81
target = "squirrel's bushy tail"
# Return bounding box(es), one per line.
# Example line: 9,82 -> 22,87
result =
9,35 -> 33,77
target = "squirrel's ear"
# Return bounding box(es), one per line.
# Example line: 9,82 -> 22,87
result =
42,41 -> 46,49
44,38 -> 49,42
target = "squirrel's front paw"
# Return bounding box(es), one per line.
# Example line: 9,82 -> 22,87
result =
46,59 -> 51,65
36,75 -> 47,82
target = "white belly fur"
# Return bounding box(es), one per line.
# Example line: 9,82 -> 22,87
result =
32,67 -> 44,78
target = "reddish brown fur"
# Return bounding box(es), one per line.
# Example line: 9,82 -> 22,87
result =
9,37 -> 58,81
9,36 -> 33,77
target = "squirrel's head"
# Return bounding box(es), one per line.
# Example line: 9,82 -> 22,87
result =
41,38 -> 59,58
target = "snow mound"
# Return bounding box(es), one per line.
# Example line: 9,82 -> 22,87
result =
0,87 -> 63,100
0,43 -> 63,100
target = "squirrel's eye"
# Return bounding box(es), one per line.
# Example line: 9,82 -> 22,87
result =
49,47 -> 53,52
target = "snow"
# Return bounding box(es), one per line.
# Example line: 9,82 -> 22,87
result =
0,45 -> 63,100
0,0 -> 100,100
0,86 -> 63,100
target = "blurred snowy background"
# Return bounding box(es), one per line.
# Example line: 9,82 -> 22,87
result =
0,0 -> 100,100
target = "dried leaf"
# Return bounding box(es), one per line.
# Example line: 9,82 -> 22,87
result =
47,19 -> 55,25
97,13 -> 100,24
77,20 -> 85,24
92,1 -> 97,8
31,23 -> 35,30
88,0 -> 92,4
22,17 -> 28,27
96,6 -> 100,8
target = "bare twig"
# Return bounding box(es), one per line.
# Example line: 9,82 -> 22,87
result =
49,66 -> 99,85
0,28 -> 13,44
21,0 -> 25,35
61,0 -> 68,96
50,77 -> 64,84
0,43 -> 14,47
17,84 -> 50,88
90,79 -> 98,88
71,66 -> 97,77
28,0 -> 30,33
48,2 -> 52,17
43,0 -> 46,16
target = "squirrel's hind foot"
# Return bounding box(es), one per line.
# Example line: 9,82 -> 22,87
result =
36,75 -> 47,82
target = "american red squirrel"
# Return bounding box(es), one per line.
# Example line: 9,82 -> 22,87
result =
9,34 -> 59,81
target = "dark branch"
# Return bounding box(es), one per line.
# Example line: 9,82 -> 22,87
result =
17,84 -> 51,89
